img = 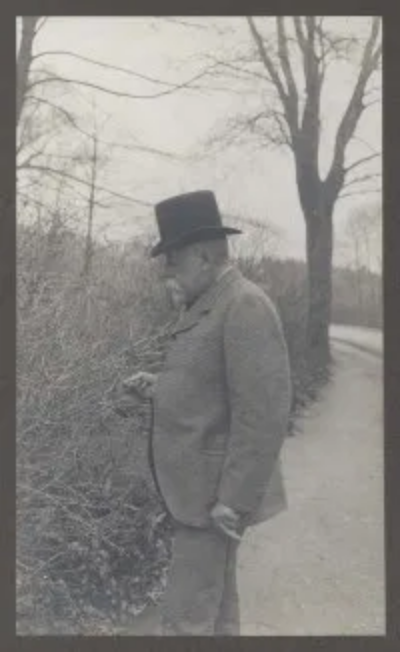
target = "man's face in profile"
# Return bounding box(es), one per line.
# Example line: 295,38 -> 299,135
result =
162,244 -> 207,307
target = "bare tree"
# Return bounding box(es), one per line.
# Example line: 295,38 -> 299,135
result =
17,17 -> 40,125
82,131 -> 99,278
16,16 -> 215,224
200,17 -> 381,370
80,112 -> 113,278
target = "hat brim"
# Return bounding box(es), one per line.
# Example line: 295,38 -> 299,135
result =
150,226 -> 242,258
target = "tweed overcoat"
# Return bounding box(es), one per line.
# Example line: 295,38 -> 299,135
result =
150,266 -> 292,528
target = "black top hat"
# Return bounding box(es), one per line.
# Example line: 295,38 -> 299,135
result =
150,190 -> 242,257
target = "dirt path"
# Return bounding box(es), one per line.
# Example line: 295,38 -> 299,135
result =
238,341 -> 384,635
330,324 -> 383,355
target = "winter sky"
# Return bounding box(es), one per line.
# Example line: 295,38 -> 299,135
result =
17,16 -> 382,266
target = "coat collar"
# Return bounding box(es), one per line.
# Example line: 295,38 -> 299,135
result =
171,265 -> 241,336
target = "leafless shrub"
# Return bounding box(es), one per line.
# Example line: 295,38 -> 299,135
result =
17,214 -> 316,633
17,220 -> 175,634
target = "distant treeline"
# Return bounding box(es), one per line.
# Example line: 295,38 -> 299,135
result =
331,264 -> 382,329
235,255 -> 382,330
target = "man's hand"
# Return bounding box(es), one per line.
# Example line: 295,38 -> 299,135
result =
122,371 -> 157,400
210,502 -> 242,541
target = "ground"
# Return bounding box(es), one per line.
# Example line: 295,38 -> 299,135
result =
129,327 -> 385,635
239,337 -> 384,635
330,323 -> 382,355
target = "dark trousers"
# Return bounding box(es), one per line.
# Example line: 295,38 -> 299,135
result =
161,522 -> 241,635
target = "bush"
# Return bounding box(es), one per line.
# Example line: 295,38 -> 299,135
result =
16,222 -> 319,633
17,224 -> 176,634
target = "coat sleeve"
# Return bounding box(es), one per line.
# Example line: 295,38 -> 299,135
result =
217,289 -> 292,516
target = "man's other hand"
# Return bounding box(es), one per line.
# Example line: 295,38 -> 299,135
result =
122,371 -> 157,400
210,502 -> 242,541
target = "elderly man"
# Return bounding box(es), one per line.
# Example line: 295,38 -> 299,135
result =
124,190 -> 292,636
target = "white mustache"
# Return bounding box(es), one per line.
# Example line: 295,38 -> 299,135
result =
165,278 -> 185,308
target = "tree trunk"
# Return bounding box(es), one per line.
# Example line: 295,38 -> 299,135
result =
82,134 -> 98,278
17,17 -> 39,126
305,205 -> 334,373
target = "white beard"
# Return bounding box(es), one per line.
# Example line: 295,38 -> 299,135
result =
165,278 -> 186,310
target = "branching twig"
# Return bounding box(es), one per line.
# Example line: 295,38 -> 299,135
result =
345,152 -> 381,174
325,17 -> 381,196
342,172 -> 381,189
337,186 -> 381,201
34,17 -> 49,36
32,49 -> 210,91
276,17 -> 299,129
246,17 -> 288,106
161,17 -> 210,30
26,66 -> 216,101
22,95 -> 180,161
17,164 -> 153,207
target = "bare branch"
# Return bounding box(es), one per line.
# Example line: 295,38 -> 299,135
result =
342,172 -> 381,190
35,17 -> 48,35
314,19 -> 328,79
205,55 -> 274,85
17,93 -> 46,154
325,17 -> 381,198
291,16 -> 322,191
23,94 -> 81,131
18,140 -> 51,170
276,17 -> 299,130
345,152 -> 381,174
337,187 -> 381,201
81,131 -> 98,277
57,177 -> 112,209
26,66 -> 217,101
17,16 -> 40,125
18,191 -> 56,214
363,97 -> 381,109
305,17 -> 316,42
17,174 -> 43,194
32,50 -> 208,91
203,101 -> 293,157
157,17 -> 210,30
364,83 -> 381,96
108,139 -> 181,160
246,17 -> 288,106
293,17 -> 308,54
23,95 -> 181,161
18,186 -> 111,212
17,107 -> 62,160
271,112 -> 293,149
18,164 -> 153,207
351,134 -> 380,155
161,71 -> 246,96
246,16 -> 302,148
